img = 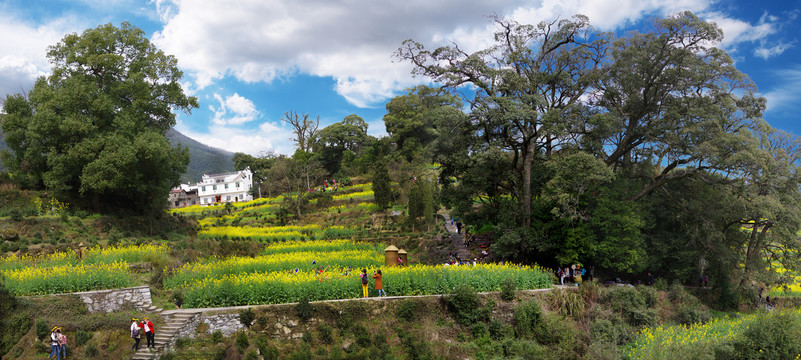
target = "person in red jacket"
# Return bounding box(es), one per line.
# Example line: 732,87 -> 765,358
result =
143,317 -> 155,351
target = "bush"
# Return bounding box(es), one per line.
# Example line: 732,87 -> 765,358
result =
75,329 -> 93,347
654,278 -> 668,291
514,300 -> 542,338
489,319 -> 508,341
174,336 -> 191,349
244,349 -> 260,360
500,278 -> 516,301
601,286 -> 657,328
395,299 -> 419,321
84,342 -> 98,357
471,322 -> 489,339
239,308 -> 255,328
210,330 -> 223,343
445,285 -> 481,326
296,297 -> 314,322
589,316 -> 634,346
318,324 -> 333,344
724,311 -> 801,359
236,331 -> 250,354
549,289 -> 585,317
35,318 -> 49,341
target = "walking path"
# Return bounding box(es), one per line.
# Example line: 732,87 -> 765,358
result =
440,212 -> 473,262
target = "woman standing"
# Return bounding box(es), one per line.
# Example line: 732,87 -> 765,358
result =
360,269 -> 369,298
48,327 -> 61,360
373,270 -> 385,296
58,328 -> 68,359
130,318 -> 142,351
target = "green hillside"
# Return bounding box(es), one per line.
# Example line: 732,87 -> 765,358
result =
165,128 -> 235,183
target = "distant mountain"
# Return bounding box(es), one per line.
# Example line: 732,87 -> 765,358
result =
166,128 -> 235,183
0,128 -> 235,182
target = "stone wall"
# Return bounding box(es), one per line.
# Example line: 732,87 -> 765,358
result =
173,313 -> 244,340
72,286 -> 153,313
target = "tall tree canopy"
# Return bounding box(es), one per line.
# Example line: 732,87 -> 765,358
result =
398,12 -> 801,281
0,22 -> 198,213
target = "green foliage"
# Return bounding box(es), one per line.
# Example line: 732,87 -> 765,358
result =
444,285 -> 482,326
601,286 -> 657,328
500,278 -> 516,301
395,298 -> 419,321
549,289 -> 586,317
318,324 -> 333,344
471,322 -> 489,339
372,157 -> 392,209
35,318 -> 49,340
590,315 -> 635,346
296,296 -> 314,322
210,330 -> 223,343
84,342 -> 98,357
397,328 -> 433,360
1,22 -> 197,214
236,331 -> 250,354
239,308 -> 255,328
513,300 -> 542,338
75,329 -> 93,347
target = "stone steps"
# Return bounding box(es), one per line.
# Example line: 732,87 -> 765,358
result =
131,310 -> 201,359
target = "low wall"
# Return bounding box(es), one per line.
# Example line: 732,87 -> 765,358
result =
71,285 -> 153,313
174,313 -> 244,340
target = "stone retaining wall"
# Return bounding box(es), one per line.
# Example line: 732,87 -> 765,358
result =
173,313 -> 244,340
72,286 -> 153,313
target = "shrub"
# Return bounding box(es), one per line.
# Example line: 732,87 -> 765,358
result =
654,278 -> 668,291
445,285 -> 481,326
174,336 -> 190,349
160,352 -> 178,360
471,322 -> 489,339
296,297 -> 314,322
75,329 -> 93,347
236,331 -> 250,354
84,342 -> 98,357
210,330 -> 224,343
500,278 -> 516,301
601,286 -> 657,328
395,299 -> 419,321
514,300 -> 542,338
726,311 -> 801,359
549,289 -> 585,317
239,308 -> 255,328
35,318 -> 49,340
489,319 -> 508,340
317,324 -> 334,345
244,349 -> 260,360
589,316 -> 634,345
675,304 -> 711,325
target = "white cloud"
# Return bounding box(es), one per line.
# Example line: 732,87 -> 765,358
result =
754,41 -> 794,60
209,93 -> 260,126
0,14 -> 84,98
761,66 -> 801,113
175,121 -> 294,155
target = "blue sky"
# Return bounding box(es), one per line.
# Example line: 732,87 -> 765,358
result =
1,0 -> 799,155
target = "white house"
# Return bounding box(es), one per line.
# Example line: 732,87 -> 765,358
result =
197,168 -> 254,205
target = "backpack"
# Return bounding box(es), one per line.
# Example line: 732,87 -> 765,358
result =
361,274 -> 368,284
131,327 -> 140,338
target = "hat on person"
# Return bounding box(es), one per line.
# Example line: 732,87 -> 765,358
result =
52,326 -> 59,332
132,318 -> 139,321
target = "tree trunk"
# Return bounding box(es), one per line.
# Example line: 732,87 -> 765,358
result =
521,141 -> 536,228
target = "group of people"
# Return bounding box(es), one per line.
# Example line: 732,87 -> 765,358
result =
48,326 -> 67,360
130,317 -> 156,352
557,265 -> 587,286
358,268 -> 385,297
308,178 -> 339,192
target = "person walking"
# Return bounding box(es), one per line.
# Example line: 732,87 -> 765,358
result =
58,328 -> 68,359
130,318 -> 142,351
360,269 -> 369,298
373,270 -> 385,296
143,317 -> 155,351
48,327 -> 61,360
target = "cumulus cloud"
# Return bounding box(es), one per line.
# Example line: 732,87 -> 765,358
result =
0,14 -> 83,98
209,93 -> 261,126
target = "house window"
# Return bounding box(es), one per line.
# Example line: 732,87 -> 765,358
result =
202,186 -> 205,192
213,185 -> 217,191
226,196 -> 231,201
225,184 -> 229,189
236,182 -> 240,188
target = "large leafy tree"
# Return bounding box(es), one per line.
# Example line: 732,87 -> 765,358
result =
0,22 -> 197,213
312,114 -> 372,175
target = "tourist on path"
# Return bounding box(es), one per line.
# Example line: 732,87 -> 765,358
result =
58,329 -> 68,359
360,269 -> 369,298
373,270 -> 385,296
143,317 -> 155,351
49,326 -> 61,360
130,318 -> 142,351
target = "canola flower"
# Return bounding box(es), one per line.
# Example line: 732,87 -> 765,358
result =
626,309 -> 801,360
179,263 -> 551,308
3,261 -> 132,296
0,250 -> 76,271
164,249 -> 383,289
333,190 -> 374,201
263,239 -> 383,255
0,244 -> 170,271
198,224 -> 355,241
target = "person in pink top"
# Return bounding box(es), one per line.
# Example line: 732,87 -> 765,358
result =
58,330 -> 68,359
